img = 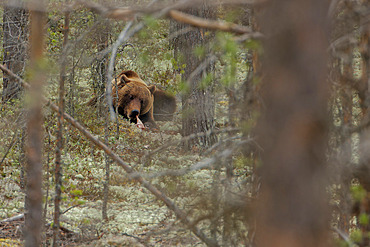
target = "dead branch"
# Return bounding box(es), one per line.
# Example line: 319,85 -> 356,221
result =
0,64 -> 219,247
168,9 -> 260,36
75,0 -> 257,17
0,124 -> 19,167
77,0 -> 262,37
140,149 -> 234,179
332,227 -> 355,246
1,0 -> 262,40
1,0 -> 257,12
138,138 -> 252,179
142,127 -> 240,162
0,213 -> 25,223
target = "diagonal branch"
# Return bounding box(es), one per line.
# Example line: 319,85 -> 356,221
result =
168,9 -> 261,36
77,0 -> 263,37
0,64 -> 219,247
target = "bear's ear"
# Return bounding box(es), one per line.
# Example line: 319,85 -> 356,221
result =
123,70 -> 140,79
120,74 -> 131,85
148,85 -> 156,94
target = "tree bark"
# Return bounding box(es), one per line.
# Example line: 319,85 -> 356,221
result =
2,1 -> 28,101
24,0 -> 46,246
255,0 -> 331,246
171,2 -> 216,148
356,25 -> 370,247
53,8 -> 70,247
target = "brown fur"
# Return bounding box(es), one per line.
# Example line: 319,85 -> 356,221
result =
153,90 -> 176,121
88,70 -> 176,129
112,70 -> 157,128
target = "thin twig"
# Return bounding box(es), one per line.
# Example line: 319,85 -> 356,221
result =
138,138 -> 251,179
142,127 -> 240,161
78,0 -> 262,37
0,127 -> 19,167
139,149 -> 234,179
332,227 -> 356,247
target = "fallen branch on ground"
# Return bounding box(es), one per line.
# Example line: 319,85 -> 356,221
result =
0,214 -> 25,223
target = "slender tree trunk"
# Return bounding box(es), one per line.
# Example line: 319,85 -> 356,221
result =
255,0 -> 331,246
53,9 -> 70,247
91,17 -> 111,221
2,1 -> 28,102
24,0 -> 46,246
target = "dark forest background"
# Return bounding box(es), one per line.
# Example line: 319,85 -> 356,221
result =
1,0 -> 370,246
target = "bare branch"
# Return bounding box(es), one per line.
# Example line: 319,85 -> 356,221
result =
77,0 -> 262,37
0,126 -> 19,167
0,213 -> 25,223
168,9 -> 259,36
142,127 -> 240,162
137,138 -> 252,179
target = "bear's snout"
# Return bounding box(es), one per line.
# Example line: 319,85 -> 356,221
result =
129,109 -> 140,118
126,98 -> 141,120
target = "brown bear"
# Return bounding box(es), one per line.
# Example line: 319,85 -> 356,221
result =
88,70 -> 176,129
153,90 -> 177,121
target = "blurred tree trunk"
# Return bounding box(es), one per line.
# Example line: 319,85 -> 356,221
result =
336,57 -> 354,234
24,0 -> 46,246
2,1 -> 28,102
356,26 -> 370,247
171,2 -> 216,148
328,1 -> 356,232
255,0 -> 331,246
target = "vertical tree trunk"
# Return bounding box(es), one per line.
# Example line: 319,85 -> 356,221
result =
91,17 -> 111,221
171,3 -> 216,148
53,9 -> 70,247
2,1 -> 28,101
92,17 -> 110,97
356,28 -> 370,247
338,52 -> 354,234
24,0 -> 46,246
255,0 -> 331,246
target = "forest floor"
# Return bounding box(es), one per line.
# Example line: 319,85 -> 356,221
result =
0,215 -> 199,246
0,113 -> 215,247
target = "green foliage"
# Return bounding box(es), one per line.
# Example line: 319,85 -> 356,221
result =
359,213 -> 369,226
234,155 -> 250,169
143,15 -> 160,30
194,45 -> 206,59
350,229 -> 363,243
351,184 -> 367,202
215,32 -> 240,87
199,72 -> 214,90
177,79 -> 190,94
334,239 -> 350,247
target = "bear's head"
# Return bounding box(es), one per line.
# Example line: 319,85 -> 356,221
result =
112,70 -> 156,122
